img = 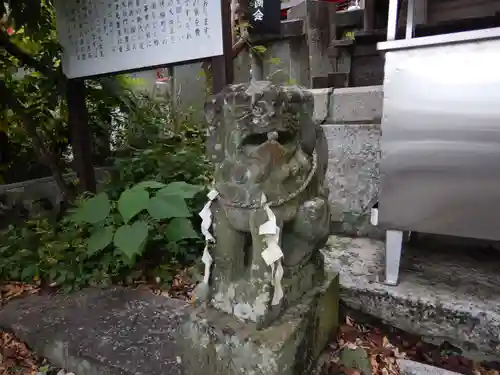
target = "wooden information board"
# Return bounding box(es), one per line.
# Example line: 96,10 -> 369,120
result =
55,0 -> 223,78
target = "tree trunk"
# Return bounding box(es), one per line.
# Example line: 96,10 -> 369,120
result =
66,79 -> 97,194
24,117 -> 76,203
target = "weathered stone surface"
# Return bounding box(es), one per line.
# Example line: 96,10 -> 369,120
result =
398,359 -> 463,375
233,37 -> 310,88
0,167 -> 112,224
350,53 -> 385,88
179,273 -> 339,375
329,86 -> 383,124
0,275 -> 338,375
203,81 -> 332,328
0,287 -> 191,375
323,235 -> 500,359
322,124 -> 381,238
309,88 -> 333,125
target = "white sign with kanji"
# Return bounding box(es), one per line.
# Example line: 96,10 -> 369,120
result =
252,0 -> 264,21
55,0 -> 223,78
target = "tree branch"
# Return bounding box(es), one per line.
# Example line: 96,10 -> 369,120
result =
232,34 -> 248,59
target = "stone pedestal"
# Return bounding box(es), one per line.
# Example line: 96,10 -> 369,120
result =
177,273 -> 339,375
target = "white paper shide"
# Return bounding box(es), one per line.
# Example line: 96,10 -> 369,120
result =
258,193 -> 284,306
198,189 -> 219,285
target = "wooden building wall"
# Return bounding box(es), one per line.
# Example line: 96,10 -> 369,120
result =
398,0 -> 500,27
428,0 -> 500,24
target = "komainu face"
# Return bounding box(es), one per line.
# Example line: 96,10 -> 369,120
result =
206,81 -> 317,207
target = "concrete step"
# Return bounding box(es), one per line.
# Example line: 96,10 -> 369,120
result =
322,235 -> 500,360
398,359 -> 462,375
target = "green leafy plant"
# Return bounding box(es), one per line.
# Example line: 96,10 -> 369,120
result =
0,0 -> 215,293
71,180 -> 203,263
0,179 -> 205,292
110,95 -> 212,194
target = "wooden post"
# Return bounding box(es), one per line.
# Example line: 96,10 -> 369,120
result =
66,79 -> 97,193
212,0 -> 234,94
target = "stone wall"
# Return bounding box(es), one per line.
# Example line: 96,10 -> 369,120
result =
312,86 -> 383,238
0,168 -> 113,224
233,38 -> 310,87
133,38 -> 307,109
0,86 -> 383,237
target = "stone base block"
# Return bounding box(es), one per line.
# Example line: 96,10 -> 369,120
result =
211,252 -> 325,328
177,273 -> 339,375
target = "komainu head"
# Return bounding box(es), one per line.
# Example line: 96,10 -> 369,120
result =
205,81 -> 319,207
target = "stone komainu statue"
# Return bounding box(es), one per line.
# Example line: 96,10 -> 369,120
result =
202,81 -> 331,328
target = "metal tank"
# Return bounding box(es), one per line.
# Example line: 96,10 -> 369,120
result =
376,0 -> 500,285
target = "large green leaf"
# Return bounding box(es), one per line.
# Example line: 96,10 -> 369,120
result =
147,194 -> 191,220
72,193 -> 111,224
165,218 -> 199,242
157,182 -> 204,199
21,264 -> 37,282
118,188 -> 150,223
86,226 -> 115,255
339,348 -> 372,375
132,181 -> 166,190
113,221 -> 149,259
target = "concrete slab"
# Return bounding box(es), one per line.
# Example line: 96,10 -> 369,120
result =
0,287 -> 191,375
0,274 -> 339,375
322,235 -> 500,359
398,359 -> 462,375
330,86 -> 384,124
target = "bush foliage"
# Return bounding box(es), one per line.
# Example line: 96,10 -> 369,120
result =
0,0 -> 212,292
0,97 -> 212,292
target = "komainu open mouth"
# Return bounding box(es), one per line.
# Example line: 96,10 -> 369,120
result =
241,130 -> 296,147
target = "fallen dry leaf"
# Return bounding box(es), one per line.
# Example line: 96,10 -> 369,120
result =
132,268 -> 196,301
343,367 -> 361,375
382,336 -> 391,348
0,282 -> 40,306
330,317 -> 402,375
0,330 -> 43,375
164,268 -> 196,301
346,316 -> 355,326
325,314 -> 500,375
